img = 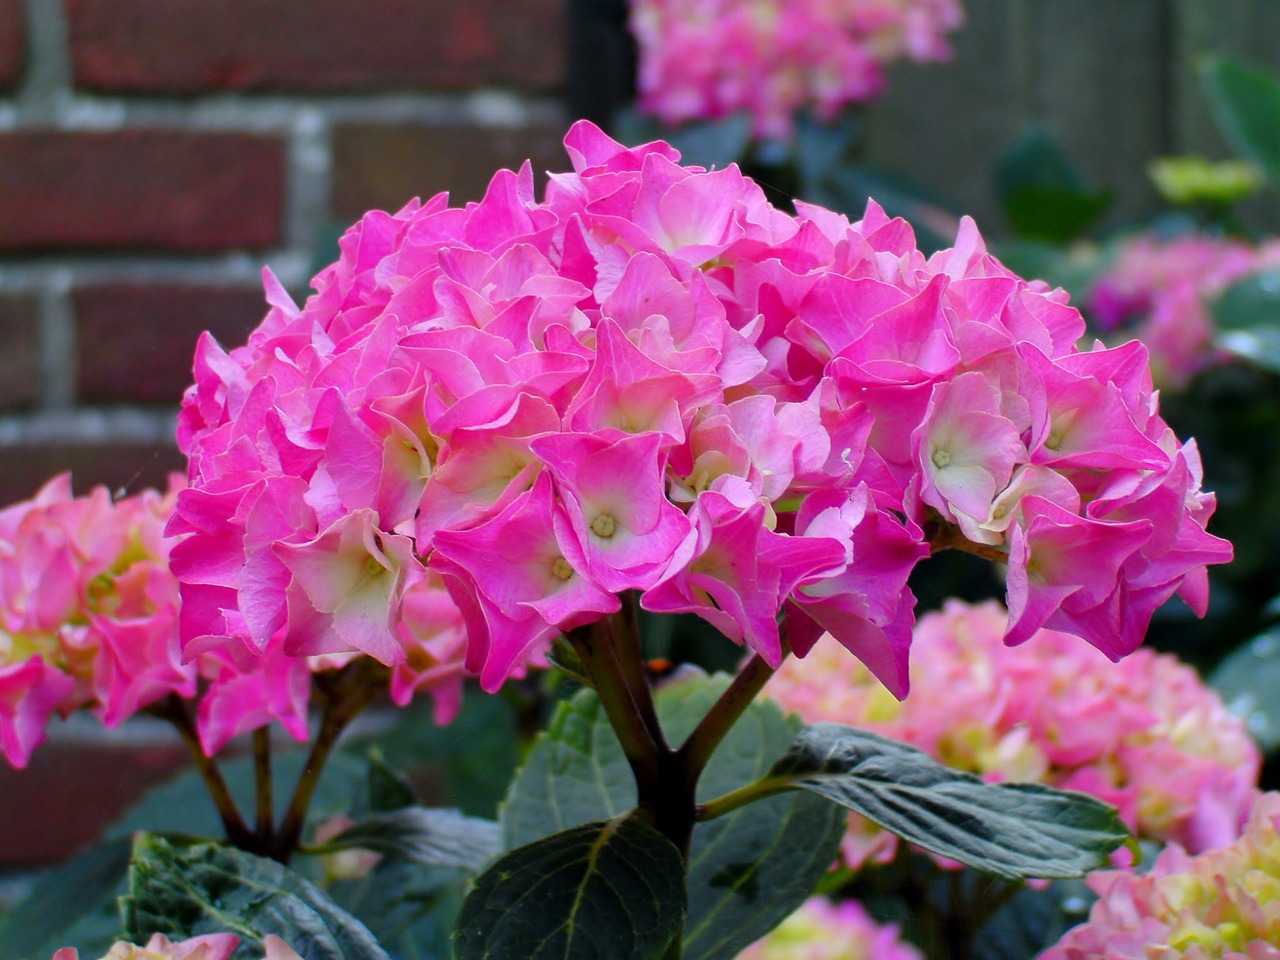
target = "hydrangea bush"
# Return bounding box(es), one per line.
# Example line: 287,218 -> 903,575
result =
0,122 -> 1248,960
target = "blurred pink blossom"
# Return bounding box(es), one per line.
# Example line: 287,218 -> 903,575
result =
737,896 -> 924,960
766,600 -> 1261,869
1040,790 -> 1280,960
1088,232 -> 1280,387
630,0 -> 965,138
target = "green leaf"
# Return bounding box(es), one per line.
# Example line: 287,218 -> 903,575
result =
0,837 -> 131,960
327,860 -> 461,960
501,676 -> 845,960
1212,270 -> 1280,373
758,723 -> 1131,880
1202,56 -> 1280,186
995,127 -> 1110,243
453,815 -> 686,960
363,746 -> 418,814
303,807 -> 501,872
357,689 -> 520,819
121,834 -> 391,960
1210,628 -> 1280,751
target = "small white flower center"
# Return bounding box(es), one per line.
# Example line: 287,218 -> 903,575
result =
931,449 -> 952,469
591,514 -> 617,538
364,556 -> 385,577
551,556 -> 574,581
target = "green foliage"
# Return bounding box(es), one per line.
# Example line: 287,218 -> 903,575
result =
757,723 -> 1132,880
1202,56 -> 1280,187
501,677 -> 845,960
453,815 -> 686,960
996,127 -> 1111,243
359,690 -> 522,819
121,834 -> 390,960
1210,628 -> 1280,752
302,807 -> 501,872
1212,270 -> 1280,373
0,837 -> 131,960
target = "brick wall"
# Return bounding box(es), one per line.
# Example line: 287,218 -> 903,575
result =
0,0 -> 569,505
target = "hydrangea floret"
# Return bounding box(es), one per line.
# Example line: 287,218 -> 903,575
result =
737,897 -> 924,960
628,0 -> 966,138
1040,790 -> 1280,960
765,600 -> 1260,869
52,934 -> 301,960
171,120 -> 1229,713
0,474 -> 467,768
1088,231 -> 1280,387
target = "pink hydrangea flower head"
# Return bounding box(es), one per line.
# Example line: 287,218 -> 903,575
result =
766,600 -> 1261,869
172,120 -> 1227,698
629,0 -> 965,138
1041,791 -> 1280,960
737,896 -> 924,960
0,474 -> 199,764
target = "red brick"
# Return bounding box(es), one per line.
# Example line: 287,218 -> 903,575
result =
0,131 -> 285,252
0,293 -> 40,410
0,0 -> 23,89
331,119 -> 570,221
0,440 -> 185,506
76,284 -> 266,404
67,0 -> 564,94
0,731 -> 191,863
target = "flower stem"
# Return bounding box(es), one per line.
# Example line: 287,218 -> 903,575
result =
253,727 -> 274,849
677,649 -> 779,788
568,617 -> 664,792
272,659 -> 387,863
152,694 -> 254,849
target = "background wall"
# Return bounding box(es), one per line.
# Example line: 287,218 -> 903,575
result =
0,0 -> 568,504
862,0 -> 1280,228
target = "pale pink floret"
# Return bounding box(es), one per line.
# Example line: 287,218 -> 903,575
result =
1041,791 -> 1280,960
766,600 -> 1261,871
52,932 -> 301,960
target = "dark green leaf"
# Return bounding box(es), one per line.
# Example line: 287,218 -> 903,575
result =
995,127 -> 1110,243
970,879 -> 1094,960
1202,56 -> 1280,185
1210,628 -> 1280,751
0,837 -> 131,960
760,723 -> 1131,880
794,111 -> 861,188
501,676 -> 845,960
454,815 -> 685,960
358,690 -> 520,819
121,833 -> 390,960
327,860 -> 461,960
363,747 -> 418,813
303,807 -> 500,872
1212,270 -> 1280,373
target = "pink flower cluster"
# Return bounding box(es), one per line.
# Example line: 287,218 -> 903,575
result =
0,473 -> 466,767
1088,232 -> 1280,387
629,0 -> 965,139
172,121 -> 1227,705
766,600 -> 1261,868
1041,791 -> 1280,960
54,933 -> 302,960
737,897 -> 923,960
0,475 -> 191,767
